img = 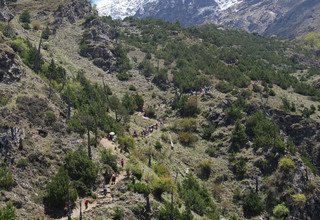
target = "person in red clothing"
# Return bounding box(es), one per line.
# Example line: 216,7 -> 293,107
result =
84,199 -> 89,209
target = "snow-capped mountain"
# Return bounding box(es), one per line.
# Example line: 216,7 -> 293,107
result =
94,0 -> 320,38
95,0 -> 242,20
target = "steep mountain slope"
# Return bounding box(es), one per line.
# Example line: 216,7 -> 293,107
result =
2,0 -> 320,219
96,0 -> 320,38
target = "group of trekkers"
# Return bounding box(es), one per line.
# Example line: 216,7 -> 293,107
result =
132,123 -> 159,138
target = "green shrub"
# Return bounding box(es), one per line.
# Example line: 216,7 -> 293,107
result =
117,72 -> 130,81
0,168 -> 15,190
19,10 -> 30,23
118,135 -> 135,153
154,141 -> 163,151
0,202 -> 15,220
45,167 -> 78,210
216,81 -> 233,93
16,158 -> 29,169
272,203 -> 289,219
159,202 -> 182,220
278,157 -> 295,172
64,150 -> 98,188
100,149 -> 118,171
153,163 -> 170,177
129,85 -> 136,91
45,111 -> 56,126
178,131 -> 198,146
132,182 -> 150,196
291,194 -> 306,206
145,106 -> 157,118
113,206 -> 124,220
176,95 -> 200,117
179,174 -> 218,218
231,156 -> 247,180
242,190 -> 265,217
230,120 -> 247,151
151,177 -> 173,200
197,160 -> 212,180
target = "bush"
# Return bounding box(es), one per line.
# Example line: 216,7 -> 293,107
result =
159,202 -> 182,220
117,72 -> 130,81
16,158 -> 29,169
129,85 -> 136,91
45,167 -> 78,210
272,203 -> 289,219
151,177 -> 173,200
291,194 -> 306,206
64,150 -> 98,188
113,207 -> 124,220
180,174 -> 218,218
153,163 -> 170,177
154,141 -> 163,151
178,131 -> 198,146
132,182 -> 150,197
118,135 -> 135,153
45,111 -> 56,126
19,10 -> 30,23
230,120 -> 247,151
278,157 -> 295,172
216,81 -> 233,93
231,156 -> 247,180
242,190 -> 265,217
0,202 -> 15,220
0,168 -> 15,190
197,160 -> 212,180
145,106 -> 156,118
100,149 -> 118,171
177,95 -> 200,117
31,20 -> 41,30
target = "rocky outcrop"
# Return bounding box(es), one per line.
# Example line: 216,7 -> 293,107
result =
52,0 -> 92,31
0,44 -> 24,84
79,17 -> 117,72
0,2 -> 14,22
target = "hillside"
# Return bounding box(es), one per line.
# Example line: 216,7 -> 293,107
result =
1,0 -> 320,220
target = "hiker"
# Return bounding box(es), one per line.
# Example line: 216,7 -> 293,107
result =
84,199 -> 89,209
111,173 -> 116,185
120,158 -> 124,168
103,184 -> 107,197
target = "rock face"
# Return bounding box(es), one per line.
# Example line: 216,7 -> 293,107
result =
52,0 -> 92,30
0,44 -> 24,84
0,1 -> 14,22
79,17 -> 117,72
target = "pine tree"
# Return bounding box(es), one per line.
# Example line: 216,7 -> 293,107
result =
231,120 -> 248,151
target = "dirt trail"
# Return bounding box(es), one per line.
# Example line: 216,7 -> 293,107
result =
57,139 -> 127,220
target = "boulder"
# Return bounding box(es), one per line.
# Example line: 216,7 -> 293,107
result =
0,44 -> 24,84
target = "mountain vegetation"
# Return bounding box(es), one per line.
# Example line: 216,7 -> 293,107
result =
1,0 -> 320,219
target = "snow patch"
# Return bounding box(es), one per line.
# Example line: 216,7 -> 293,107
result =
215,0 -> 243,11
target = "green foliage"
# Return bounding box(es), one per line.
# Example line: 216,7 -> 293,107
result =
100,149 -> 118,171
45,167 -> 78,210
112,44 -> 131,72
153,163 -> 170,177
117,72 -> 130,81
45,111 -> 56,126
216,81 -> 233,93
272,203 -> 289,219
129,85 -> 136,91
0,202 -> 15,220
197,160 -> 212,180
41,26 -> 51,39
179,174 -> 218,218
132,182 -> 150,196
178,131 -> 198,146
281,97 -> 296,112
64,150 -> 98,190
118,135 -> 135,153
230,120 -> 248,151
291,194 -> 307,206
113,206 -> 125,220
158,202 -> 182,220
145,106 -> 157,118
16,158 -> 29,169
154,140 -> 163,151
242,190 -> 265,217
0,167 -> 14,190
174,95 -> 200,117
230,156 -> 247,180
151,177 -> 173,200
278,157 -> 295,172
301,155 -> 317,174
19,10 -> 30,24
